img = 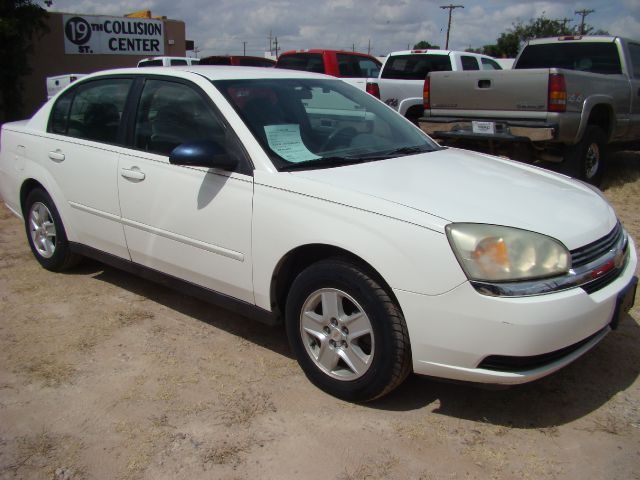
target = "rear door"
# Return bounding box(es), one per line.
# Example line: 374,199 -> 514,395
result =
43,77 -> 133,258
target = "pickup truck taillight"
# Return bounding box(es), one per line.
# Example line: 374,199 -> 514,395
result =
548,74 -> 566,112
423,77 -> 430,109
366,82 -> 380,99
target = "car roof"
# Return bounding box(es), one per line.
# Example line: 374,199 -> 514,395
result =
279,49 -> 378,58
77,66 -> 336,82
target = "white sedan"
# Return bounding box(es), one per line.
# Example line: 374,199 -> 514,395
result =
0,66 -> 637,401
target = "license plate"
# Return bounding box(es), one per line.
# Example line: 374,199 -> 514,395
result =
611,276 -> 638,329
472,121 -> 496,135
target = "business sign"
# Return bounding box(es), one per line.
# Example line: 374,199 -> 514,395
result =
63,14 -> 164,55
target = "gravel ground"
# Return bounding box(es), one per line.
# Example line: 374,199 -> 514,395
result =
0,151 -> 639,480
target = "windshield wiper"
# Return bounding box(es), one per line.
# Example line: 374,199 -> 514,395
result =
344,145 -> 433,162
279,156 -> 367,171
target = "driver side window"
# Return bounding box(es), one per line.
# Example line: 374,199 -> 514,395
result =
134,80 -> 227,156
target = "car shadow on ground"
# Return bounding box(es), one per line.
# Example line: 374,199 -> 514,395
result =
601,150 -> 640,189
371,313 -> 640,428
72,260 -> 293,360
70,260 -> 640,429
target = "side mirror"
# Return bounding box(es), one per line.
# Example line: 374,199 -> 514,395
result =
169,140 -> 238,170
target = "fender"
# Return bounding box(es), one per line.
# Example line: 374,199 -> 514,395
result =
575,95 -> 616,144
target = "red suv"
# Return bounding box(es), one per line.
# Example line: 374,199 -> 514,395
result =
276,49 -> 381,78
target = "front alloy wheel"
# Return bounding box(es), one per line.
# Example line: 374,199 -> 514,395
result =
300,288 -> 374,381
286,258 -> 412,402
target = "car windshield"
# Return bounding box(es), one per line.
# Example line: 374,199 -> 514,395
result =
213,78 -> 439,170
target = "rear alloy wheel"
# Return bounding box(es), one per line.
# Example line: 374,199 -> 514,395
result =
286,258 -> 412,401
24,188 -> 80,271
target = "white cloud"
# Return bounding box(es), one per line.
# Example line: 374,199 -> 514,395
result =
48,0 -> 636,57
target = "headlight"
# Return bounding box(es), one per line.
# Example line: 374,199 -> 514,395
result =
445,223 -> 571,282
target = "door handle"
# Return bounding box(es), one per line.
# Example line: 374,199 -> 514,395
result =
48,150 -> 65,161
120,167 -> 146,181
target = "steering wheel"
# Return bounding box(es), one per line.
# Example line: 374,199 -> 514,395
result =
320,127 -> 357,151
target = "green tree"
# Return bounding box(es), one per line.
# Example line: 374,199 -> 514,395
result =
0,0 -> 49,122
477,15 -> 608,58
413,40 -> 440,50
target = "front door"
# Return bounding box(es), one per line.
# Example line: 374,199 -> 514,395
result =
117,78 -> 254,303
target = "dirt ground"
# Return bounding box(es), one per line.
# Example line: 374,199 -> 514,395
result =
0,153 -> 639,480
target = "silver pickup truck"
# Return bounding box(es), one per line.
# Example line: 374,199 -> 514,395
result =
420,36 -> 640,184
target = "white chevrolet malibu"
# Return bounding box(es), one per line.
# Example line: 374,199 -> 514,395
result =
0,67 -> 637,401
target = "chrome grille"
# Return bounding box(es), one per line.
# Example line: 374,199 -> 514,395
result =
570,222 -> 623,268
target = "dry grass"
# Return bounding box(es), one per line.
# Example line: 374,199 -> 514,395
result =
586,414 -> 628,435
203,438 -> 252,466
19,357 -> 76,387
0,430 -> 83,479
217,389 -> 276,427
337,452 -> 399,480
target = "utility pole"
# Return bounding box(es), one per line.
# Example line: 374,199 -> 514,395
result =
268,30 -> 273,55
368,39 -> 371,55
274,37 -> 280,58
242,41 -> 246,56
193,45 -> 201,58
575,8 -> 595,35
555,17 -> 572,32
352,43 -> 355,52
440,4 -> 464,50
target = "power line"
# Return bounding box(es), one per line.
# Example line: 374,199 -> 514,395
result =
575,8 -> 595,35
439,4 -> 464,50
554,17 -> 572,31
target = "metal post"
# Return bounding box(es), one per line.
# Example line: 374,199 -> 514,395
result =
575,9 -> 595,35
439,4 -> 464,50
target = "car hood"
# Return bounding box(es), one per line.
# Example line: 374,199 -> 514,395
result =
289,147 -> 617,250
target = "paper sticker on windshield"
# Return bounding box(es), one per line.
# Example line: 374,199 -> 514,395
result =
264,124 -> 320,163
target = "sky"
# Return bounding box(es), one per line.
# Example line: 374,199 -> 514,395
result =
47,0 -> 640,57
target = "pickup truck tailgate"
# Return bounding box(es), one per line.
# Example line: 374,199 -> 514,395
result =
430,68 -> 550,113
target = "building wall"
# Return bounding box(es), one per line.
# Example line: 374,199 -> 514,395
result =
20,12 -> 186,119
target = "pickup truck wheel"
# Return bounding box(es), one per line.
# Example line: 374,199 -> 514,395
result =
24,189 -> 80,272
563,126 -> 607,185
285,258 -> 412,402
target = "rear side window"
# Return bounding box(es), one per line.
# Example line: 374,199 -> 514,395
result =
380,54 -> 452,80
238,57 -> 276,67
461,56 -> 480,70
336,54 -> 381,77
138,59 -> 163,67
48,78 -> 132,144
277,53 -> 325,73
170,59 -> 188,66
629,43 -> 640,78
200,56 -> 232,65
190,59 -> 200,65
515,42 -> 622,74
481,58 -> 502,70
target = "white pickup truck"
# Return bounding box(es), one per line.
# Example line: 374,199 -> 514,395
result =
366,49 -> 503,122
420,36 -> 640,184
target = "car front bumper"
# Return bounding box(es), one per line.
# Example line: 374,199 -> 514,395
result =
395,237 -> 638,384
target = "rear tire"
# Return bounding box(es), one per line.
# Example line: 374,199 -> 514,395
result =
562,126 -> 607,185
285,258 -> 412,402
24,188 -> 81,272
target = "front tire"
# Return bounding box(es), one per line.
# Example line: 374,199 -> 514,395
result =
285,258 -> 411,402
563,126 -> 607,185
24,188 -> 80,271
